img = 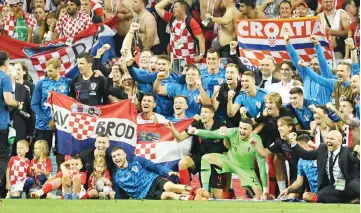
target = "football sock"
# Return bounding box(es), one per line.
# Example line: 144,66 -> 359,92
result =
200,158 -> 211,191
277,181 -> 286,192
179,169 -> 190,185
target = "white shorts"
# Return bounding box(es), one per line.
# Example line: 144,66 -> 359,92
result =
11,179 -> 27,192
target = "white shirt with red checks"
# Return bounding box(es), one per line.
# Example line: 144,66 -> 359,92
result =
0,12 -> 36,38
55,12 -> 92,39
30,157 -> 53,183
8,156 -> 31,185
169,18 -> 196,60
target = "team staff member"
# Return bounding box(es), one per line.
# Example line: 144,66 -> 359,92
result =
69,53 -> 107,106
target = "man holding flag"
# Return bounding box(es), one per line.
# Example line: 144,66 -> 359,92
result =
31,58 -> 71,168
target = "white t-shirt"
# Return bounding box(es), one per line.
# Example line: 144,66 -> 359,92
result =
268,80 -> 303,105
137,113 -> 169,124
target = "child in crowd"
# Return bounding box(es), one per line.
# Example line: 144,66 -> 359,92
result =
87,157 -> 115,199
6,140 -> 34,199
60,156 -> 87,199
29,140 -> 53,189
31,156 -> 86,199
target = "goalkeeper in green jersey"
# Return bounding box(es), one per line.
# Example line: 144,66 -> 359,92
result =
188,118 -> 269,199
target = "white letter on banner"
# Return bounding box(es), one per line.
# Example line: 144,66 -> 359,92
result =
312,20 -> 323,35
250,22 -> 263,36
292,21 -> 304,36
263,23 -> 279,37
280,22 -> 296,37
238,21 -> 249,36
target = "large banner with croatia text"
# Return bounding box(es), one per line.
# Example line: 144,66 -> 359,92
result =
236,17 -> 332,67
136,119 -> 194,171
48,92 -> 138,156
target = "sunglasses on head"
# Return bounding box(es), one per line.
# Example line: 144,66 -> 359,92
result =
10,2 -> 23,7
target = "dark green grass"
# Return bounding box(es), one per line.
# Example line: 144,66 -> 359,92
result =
0,200 -> 359,213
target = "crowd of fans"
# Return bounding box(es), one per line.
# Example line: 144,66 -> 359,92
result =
0,0 -> 359,204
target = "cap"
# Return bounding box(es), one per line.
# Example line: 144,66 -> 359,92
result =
297,2 -> 308,8
8,0 -> 23,5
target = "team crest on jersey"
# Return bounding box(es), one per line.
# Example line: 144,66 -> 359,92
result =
339,95 -> 346,104
246,146 -> 251,152
90,83 -> 97,90
68,104 -> 101,140
256,102 -> 261,109
132,166 -> 139,173
59,85 -> 65,93
218,78 -> 224,85
304,114 -> 309,121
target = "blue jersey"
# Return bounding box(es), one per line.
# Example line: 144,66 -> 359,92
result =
0,70 -> 13,130
31,77 -> 71,130
288,99 -> 316,130
234,88 -> 267,118
166,116 -> 188,123
113,157 -> 171,199
166,83 -> 211,118
200,68 -> 226,95
129,67 -> 184,117
297,159 -> 318,193
138,83 -> 152,94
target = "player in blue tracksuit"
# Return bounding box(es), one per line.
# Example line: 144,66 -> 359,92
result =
128,55 -> 185,117
285,35 -> 333,105
111,147 -> 210,200
31,59 -> 71,154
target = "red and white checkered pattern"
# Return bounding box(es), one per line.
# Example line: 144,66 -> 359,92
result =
0,13 -> 36,38
68,113 -> 97,140
30,158 -> 52,184
55,12 -> 92,39
30,47 -> 74,78
238,48 -> 333,67
268,37 -> 276,47
169,19 -> 195,60
9,156 -> 30,185
135,143 -> 156,160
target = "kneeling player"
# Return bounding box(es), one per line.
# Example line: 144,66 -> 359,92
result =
188,118 -> 269,199
166,105 -> 229,198
111,147 -> 210,200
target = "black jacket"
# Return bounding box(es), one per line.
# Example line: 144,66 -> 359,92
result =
230,52 -> 280,87
292,143 -> 360,191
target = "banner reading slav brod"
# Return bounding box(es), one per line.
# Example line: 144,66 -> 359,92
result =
48,92 -> 137,156
236,17 -> 332,66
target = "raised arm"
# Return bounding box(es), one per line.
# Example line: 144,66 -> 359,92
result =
285,34 -> 306,80
230,41 -> 248,74
205,9 -> 233,25
312,36 -> 333,78
298,60 -> 336,90
165,122 -> 191,142
153,73 -> 168,96
345,38 -> 360,75
227,91 -> 241,117
155,0 -> 172,20
326,103 -> 360,127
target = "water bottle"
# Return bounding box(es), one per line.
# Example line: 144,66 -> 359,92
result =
18,110 -> 30,119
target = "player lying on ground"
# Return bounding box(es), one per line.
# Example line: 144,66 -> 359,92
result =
111,147 -> 210,200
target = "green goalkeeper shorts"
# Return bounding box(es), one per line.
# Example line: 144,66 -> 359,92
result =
215,153 -> 261,189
